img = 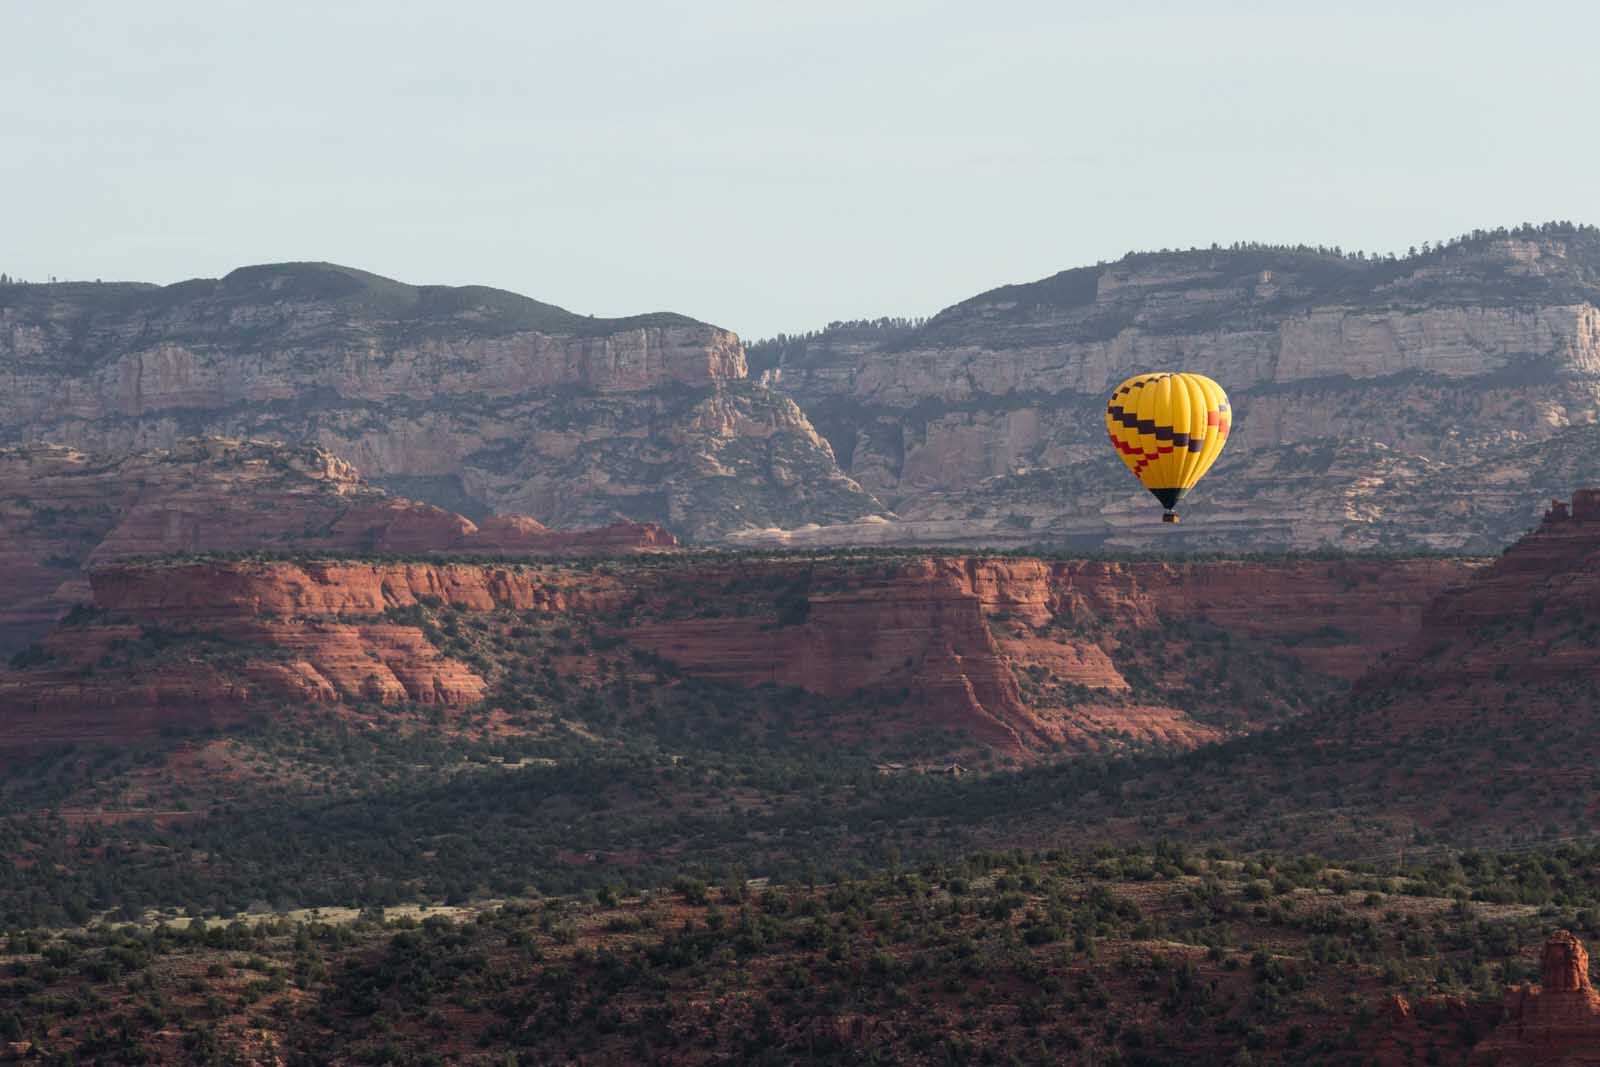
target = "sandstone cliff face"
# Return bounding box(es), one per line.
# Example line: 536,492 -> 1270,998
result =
0,437 -> 676,656
0,551 -> 1471,757
1,622 -> 488,749
1353,488 -> 1600,730
623,555 -> 1471,753
2,320 -> 747,410
750,229 -> 1600,552
88,559 -> 622,620
0,264 -> 880,540
11,238 -> 1594,552
1254,487 -> 1600,842
0,559 -> 623,752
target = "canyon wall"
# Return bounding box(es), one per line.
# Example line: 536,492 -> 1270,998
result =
749,230 -> 1600,552
0,263 -> 880,540
0,550 -> 1475,758
10,235 -> 1599,556
0,437 -> 675,655
1181,486 -> 1600,845
1346,488 -> 1600,742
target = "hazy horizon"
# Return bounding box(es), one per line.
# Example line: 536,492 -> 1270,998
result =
6,1 -> 1598,340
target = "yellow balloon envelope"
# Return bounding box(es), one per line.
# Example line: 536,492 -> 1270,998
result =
1105,372 -> 1231,522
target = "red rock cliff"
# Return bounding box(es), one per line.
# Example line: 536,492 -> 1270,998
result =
0,549 -> 1473,756
0,438 -> 677,655
625,555 -> 1474,753
1354,486 -> 1600,732
89,560 -> 622,620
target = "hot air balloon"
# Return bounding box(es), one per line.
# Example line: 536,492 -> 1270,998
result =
1105,372 -> 1230,523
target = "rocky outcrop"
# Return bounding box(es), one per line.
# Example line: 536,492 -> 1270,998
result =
749,227 -> 1600,552
0,263 -> 880,541
1539,931 -> 1593,993
1371,932 -> 1600,1065
11,235 -> 1598,552
1470,931 -> 1600,1065
0,438 -> 678,656
0,622 -> 488,750
1353,486 -> 1600,722
88,559 -> 622,620
629,554 -> 1473,751
461,516 -> 678,554
0,550 -> 1472,756
0,437 -> 395,654
0,560 -> 623,752
1251,487 -> 1600,843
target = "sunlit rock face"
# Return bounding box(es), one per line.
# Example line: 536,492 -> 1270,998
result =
0,262 -> 881,542
0,437 -> 677,656
747,229 -> 1600,552
0,549 -> 1469,758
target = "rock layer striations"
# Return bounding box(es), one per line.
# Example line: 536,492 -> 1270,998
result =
747,227 -> 1600,552
0,263 -> 879,540
0,437 -> 675,655
0,550 -> 1472,757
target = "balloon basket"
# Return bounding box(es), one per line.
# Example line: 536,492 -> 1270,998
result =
1161,512 -> 1180,524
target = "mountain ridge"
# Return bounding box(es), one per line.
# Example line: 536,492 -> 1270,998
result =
745,222 -> 1600,553
0,266 -> 880,538
0,260 -> 709,349
7,222 -> 1599,552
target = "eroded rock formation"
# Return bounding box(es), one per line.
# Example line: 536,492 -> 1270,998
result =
747,229 -> 1600,552
0,437 -> 677,655
10,235 -> 1600,554
0,550 -> 1472,756
1473,931 -> 1600,1064
0,560 -> 624,752
0,263 -> 880,540
1373,931 -> 1600,1065
89,559 -> 622,620
1352,485 -> 1600,731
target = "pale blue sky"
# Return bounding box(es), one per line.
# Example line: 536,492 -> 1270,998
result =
5,1 -> 1598,339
